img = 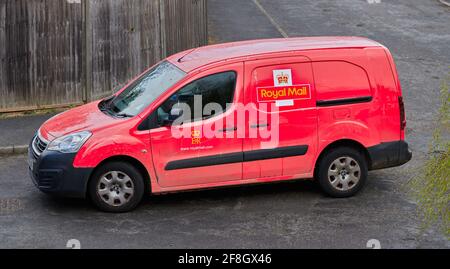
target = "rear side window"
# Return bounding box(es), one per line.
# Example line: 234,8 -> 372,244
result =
313,61 -> 371,100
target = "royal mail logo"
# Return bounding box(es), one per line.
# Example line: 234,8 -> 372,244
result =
273,69 -> 292,87
276,72 -> 290,85
257,85 -> 311,103
191,130 -> 202,145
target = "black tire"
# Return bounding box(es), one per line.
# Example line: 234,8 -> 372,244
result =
88,162 -> 145,213
316,146 -> 368,198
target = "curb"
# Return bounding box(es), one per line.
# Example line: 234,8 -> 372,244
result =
0,145 -> 28,156
439,0 -> 450,7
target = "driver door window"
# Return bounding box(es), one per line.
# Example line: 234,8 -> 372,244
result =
156,71 -> 236,126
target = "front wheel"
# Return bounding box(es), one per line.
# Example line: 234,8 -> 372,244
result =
88,162 -> 145,213
316,147 -> 368,198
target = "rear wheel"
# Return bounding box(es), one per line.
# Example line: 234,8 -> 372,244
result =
88,162 -> 145,212
316,147 -> 368,198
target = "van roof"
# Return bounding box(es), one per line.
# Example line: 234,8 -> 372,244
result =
168,36 -> 383,72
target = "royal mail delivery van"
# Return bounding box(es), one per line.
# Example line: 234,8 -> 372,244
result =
29,37 -> 412,212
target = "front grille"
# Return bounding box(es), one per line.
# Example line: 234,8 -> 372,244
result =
32,133 -> 49,157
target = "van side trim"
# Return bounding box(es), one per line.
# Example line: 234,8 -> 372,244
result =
165,145 -> 309,171
316,96 -> 373,107
165,152 -> 243,171
244,145 -> 308,162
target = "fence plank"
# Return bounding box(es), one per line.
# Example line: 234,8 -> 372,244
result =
0,1 -> 7,109
0,0 -> 207,112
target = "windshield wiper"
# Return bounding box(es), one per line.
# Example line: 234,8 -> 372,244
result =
99,100 -> 109,112
99,96 -> 134,118
114,113 -> 134,118
100,96 -> 123,117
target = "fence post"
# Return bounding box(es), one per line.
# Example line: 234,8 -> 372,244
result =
204,0 -> 209,45
158,0 -> 166,59
82,0 -> 92,103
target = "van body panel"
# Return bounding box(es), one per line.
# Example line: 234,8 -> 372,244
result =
365,48 -> 403,142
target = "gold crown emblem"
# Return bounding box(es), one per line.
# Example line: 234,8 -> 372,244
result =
277,73 -> 289,84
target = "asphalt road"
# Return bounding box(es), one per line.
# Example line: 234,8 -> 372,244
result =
0,0 -> 449,249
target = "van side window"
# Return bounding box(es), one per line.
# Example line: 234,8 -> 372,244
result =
313,61 -> 372,101
156,71 -> 237,126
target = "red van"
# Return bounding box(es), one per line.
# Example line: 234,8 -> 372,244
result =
29,37 -> 412,212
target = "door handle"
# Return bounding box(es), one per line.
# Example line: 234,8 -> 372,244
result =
250,123 -> 269,129
219,127 -> 237,132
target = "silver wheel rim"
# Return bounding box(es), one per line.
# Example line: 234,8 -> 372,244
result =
97,171 -> 134,207
327,156 -> 361,191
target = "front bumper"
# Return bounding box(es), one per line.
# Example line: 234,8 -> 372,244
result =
28,142 -> 93,198
368,140 -> 412,170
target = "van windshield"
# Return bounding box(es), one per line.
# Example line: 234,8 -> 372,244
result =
104,61 -> 186,117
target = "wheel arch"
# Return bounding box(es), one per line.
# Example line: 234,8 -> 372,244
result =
88,155 -> 152,196
313,139 -> 372,178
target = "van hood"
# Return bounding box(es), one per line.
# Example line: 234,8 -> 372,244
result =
40,101 -> 119,140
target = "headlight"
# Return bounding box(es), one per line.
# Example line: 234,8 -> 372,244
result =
47,131 -> 92,153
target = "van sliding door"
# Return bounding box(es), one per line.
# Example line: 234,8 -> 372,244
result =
242,57 -> 318,179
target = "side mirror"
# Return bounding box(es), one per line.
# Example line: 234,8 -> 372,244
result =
170,107 -> 183,120
163,107 -> 184,126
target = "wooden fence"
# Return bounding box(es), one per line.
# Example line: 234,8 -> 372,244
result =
0,0 -> 208,112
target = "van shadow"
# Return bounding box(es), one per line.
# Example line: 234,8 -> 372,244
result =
145,179 -> 322,207
42,179 -> 322,213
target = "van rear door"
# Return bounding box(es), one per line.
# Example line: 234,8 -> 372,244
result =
242,56 -> 318,179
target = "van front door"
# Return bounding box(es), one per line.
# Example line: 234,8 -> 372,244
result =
150,63 -> 244,188
243,57 -> 318,179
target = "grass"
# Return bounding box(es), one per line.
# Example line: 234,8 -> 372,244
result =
409,71 -> 450,238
